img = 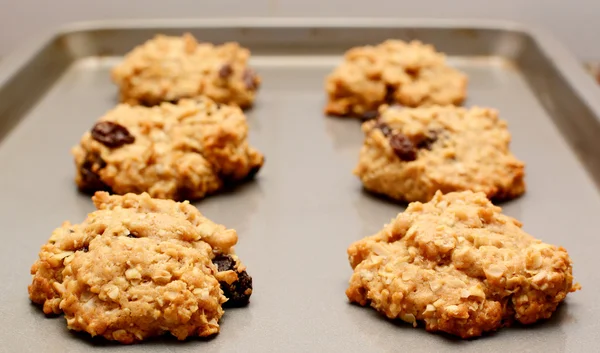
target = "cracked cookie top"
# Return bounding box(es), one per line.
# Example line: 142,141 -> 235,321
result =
72,97 -> 264,201
354,105 -> 525,202
347,191 -> 579,338
29,192 -> 252,341
325,40 -> 467,117
112,33 -> 260,108
60,235 -> 225,343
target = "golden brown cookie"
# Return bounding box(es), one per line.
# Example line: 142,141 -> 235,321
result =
325,40 -> 467,118
29,192 -> 252,342
346,191 -> 579,338
60,236 -> 225,343
354,105 -> 525,202
72,98 -> 264,201
112,33 -> 260,108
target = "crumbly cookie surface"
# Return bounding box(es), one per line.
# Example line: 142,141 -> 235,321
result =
61,236 -> 225,343
325,40 -> 467,118
72,98 -> 264,201
347,191 -> 579,338
354,105 -> 525,202
29,192 -> 252,342
112,33 -> 260,108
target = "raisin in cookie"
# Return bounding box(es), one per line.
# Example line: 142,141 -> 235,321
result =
354,105 -> 525,202
112,33 -> 260,108
72,98 -> 264,201
347,191 -> 579,338
325,40 -> 467,118
29,192 -> 252,342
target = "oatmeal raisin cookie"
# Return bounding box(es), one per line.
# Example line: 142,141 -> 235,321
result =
72,98 -> 264,201
29,192 -> 252,342
112,33 -> 260,108
347,191 -> 579,338
354,105 -> 525,202
325,40 -> 467,118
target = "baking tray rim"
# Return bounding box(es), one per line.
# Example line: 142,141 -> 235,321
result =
1,17 -> 600,126
0,19 -> 597,350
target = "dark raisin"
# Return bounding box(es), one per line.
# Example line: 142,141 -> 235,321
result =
212,254 -> 236,272
389,133 -> 417,161
79,155 -> 111,193
243,69 -> 258,90
385,85 -> 396,103
91,122 -> 135,148
375,122 -> 392,137
360,110 -> 379,122
221,270 -> 252,307
212,254 -> 253,307
80,246 -> 89,253
218,63 -> 233,78
416,130 -> 439,150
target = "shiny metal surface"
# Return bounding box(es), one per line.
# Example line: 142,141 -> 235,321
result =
0,19 -> 599,352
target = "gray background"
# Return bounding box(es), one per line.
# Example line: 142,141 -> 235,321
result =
1,0 -> 598,59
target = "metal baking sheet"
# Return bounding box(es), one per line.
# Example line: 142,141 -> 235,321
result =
1,19 -> 599,353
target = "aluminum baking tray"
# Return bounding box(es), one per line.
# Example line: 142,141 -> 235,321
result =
1,18 -> 599,353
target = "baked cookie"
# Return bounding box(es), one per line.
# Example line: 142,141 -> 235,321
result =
346,191 -> 579,338
325,40 -> 467,118
354,105 -> 525,202
29,192 -> 252,342
61,236 -> 225,343
112,33 -> 260,108
72,98 -> 264,201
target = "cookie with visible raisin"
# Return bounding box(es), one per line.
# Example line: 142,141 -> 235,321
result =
72,97 -> 264,201
325,40 -> 467,117
212,254 -> 253,307
347,191 -> 579,338
112,33 -> 260,108
354,105 -> 525,202
28,192 -> 253,342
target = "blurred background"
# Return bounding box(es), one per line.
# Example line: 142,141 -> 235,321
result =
1,0 -> 596,59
